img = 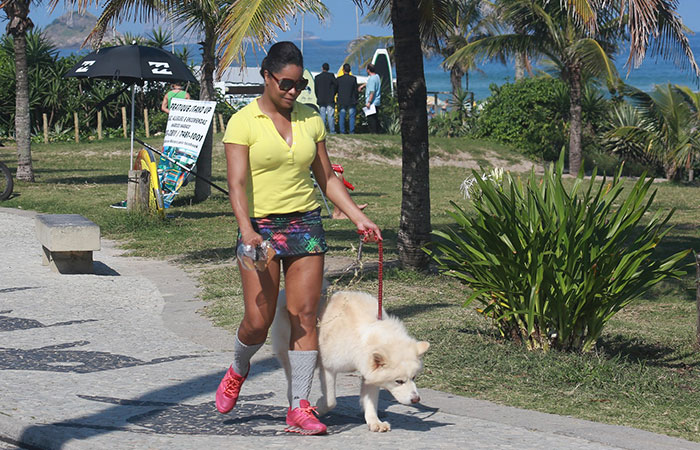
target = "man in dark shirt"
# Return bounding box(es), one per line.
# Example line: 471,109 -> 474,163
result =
314,63 -> 337,134
336,63 -> 359,134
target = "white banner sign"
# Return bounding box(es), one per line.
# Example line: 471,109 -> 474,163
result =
163,98 -> 217,153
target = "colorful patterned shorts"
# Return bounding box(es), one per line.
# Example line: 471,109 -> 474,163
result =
237,208 -> 328,258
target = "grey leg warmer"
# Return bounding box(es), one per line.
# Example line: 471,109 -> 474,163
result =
232,332 -> 263,376
289,350 -> 318,409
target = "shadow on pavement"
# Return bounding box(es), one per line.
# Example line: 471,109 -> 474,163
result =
18,356 -> 450,446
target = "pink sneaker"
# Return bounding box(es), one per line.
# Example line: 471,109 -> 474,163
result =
285,399 -> 327,435
215,366 -> 247,414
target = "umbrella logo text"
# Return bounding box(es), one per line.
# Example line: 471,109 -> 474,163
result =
149,62 -> 173,75
75,61 -> 96,73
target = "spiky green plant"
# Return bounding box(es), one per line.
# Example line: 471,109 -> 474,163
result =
426,152 -> 689,352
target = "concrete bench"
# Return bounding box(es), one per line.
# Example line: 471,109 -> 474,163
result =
35,214 -> 101,274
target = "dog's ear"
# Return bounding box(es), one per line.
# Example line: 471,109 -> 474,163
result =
372,352 -> 386,370
416,341 -> 430,356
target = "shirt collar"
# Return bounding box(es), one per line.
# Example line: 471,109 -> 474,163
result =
252,97 -> 299,118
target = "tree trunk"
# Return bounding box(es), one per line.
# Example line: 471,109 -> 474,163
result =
450,65 -> 464,98
195,29 -> 216,202
515,53 -> 526,80
568,65 -> 583,175
5,0 -> 35,181
391,0 -> 432,270
695,252 -> 700,348
514,24 -> 526,81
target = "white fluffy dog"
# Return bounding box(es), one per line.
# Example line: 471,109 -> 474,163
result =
271,289 -> 430,432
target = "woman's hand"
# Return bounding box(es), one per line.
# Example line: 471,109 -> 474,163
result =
240,229 -> 263,248
355,216 -> 382,242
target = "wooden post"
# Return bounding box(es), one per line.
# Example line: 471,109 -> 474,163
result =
127,169 -> 150,213
144,108 -> 150,137
696,253 -> 700,348
218,113 -> 225,133
74,112 -> 79,143
212,114 -> 218,134
97,111 -> 103,140
42,113 -> 48,143
121,107 -> 128,138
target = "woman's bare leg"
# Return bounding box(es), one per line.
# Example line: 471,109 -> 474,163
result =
283,254 -> 324,350
237,258 -> 282,345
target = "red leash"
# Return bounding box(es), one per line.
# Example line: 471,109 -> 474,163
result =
359,231 -> 383,320
377,240 -> 383,319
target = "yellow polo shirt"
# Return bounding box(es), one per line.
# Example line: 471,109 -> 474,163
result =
223,99 -> 326,217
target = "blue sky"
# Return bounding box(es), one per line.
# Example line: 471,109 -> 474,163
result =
16,0 -> 700,41
24,0 -> 392,41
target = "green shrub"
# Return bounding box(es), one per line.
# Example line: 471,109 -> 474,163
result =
426,152 -> 689,352
429,111 -> 474,137
474,77 -> 568,160
148,110 -> 169,134
583,149 -> 663,178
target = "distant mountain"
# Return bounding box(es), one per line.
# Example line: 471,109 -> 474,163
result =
43,11 -> 99,49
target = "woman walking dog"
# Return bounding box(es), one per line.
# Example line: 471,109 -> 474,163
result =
216,41 -> 381,435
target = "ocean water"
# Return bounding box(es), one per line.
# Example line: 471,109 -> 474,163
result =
59,36 -> 700,102
291,38 -> 700,102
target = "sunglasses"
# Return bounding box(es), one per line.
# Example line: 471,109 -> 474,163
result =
268,72 -> 309,92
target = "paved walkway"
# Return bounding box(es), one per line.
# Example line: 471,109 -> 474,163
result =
0,207 -> 698,450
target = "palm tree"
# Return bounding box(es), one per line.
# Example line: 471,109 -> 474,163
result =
299,0 -> 441,269
3,0 -> 35,181
567,0 -> 699,77
169,0 -> 227,202
387,0 -> 434,269
606,84 -> 700,180
439,0 -> 497,95
146,26 -> 174,48
447,0 -> 621,174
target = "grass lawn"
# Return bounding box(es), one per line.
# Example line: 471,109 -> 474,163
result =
1,134 -> 699,441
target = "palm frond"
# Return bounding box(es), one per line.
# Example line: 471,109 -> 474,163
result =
83,0 -> 166,47
674,84 -> 700,115
621,83 -> 667,129
561,0 -> 597,30
619,0 -> 699,76
366,0 -> 460,48
571,38 -> 618,85
169,0 -> 227,39
344,35 -> 394,69
445,33 -> 548,69
217,0 -> 327,72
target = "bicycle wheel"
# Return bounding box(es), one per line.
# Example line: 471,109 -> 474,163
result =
133,149 -> 164,217
0,161 -> 13,201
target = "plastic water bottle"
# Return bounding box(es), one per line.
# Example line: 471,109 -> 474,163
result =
237,241 -> 275,271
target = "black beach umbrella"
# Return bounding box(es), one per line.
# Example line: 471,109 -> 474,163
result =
65,45 -> 197,166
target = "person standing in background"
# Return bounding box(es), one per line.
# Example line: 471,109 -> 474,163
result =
363,64 -> 381,133
160,82 -> 190,114
336,63 -> 358,134
314,63 -> 337,134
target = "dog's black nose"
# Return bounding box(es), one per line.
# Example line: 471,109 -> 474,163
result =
411,396 -> 420,404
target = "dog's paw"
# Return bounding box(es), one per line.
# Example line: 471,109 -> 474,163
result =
315,397 -> 335,416
367,420 -> 391,432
